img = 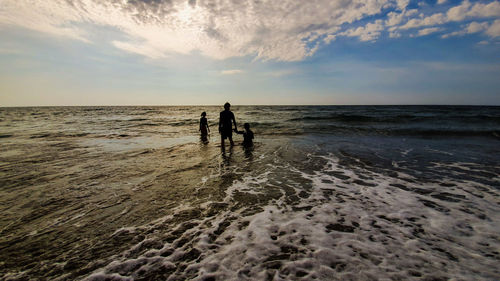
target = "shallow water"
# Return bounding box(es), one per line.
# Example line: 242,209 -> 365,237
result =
0,106 -> 499,280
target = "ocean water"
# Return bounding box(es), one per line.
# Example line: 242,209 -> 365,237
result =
0,105 -> 499,281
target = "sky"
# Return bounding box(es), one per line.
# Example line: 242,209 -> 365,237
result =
0,0 -> 499,106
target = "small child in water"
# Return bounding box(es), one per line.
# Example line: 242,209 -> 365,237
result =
236,123 -> 254,147
199,112 -> 210,137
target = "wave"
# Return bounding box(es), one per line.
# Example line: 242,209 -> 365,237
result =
289,114 -> 500,124
128,118 -> 149,122
391,128 -> 500,138
301,125 -> 500,138
29,132 -> 91,138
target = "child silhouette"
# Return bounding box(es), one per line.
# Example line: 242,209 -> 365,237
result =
236,123 -> 254,148
199,112 -> 210,141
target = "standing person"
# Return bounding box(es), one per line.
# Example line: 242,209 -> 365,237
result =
199,111 -> 210,140
219,102 -> 237,149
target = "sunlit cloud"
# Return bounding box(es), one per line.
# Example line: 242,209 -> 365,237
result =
1,0 -> 499,62
220,69 -> 243,75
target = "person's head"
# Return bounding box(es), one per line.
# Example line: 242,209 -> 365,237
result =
224,102 -> 231,110
244,123 -> 250,130
201,112 -> 206,117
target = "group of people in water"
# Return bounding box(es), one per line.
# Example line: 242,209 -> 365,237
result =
199,102 -> 254,150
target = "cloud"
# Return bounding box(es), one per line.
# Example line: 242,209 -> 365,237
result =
441,21 -> 493,38
341,20 -> 385,41
0,0 -> 398,61
467,21 -> 491,33
0,1 -> 89,42
399,13 -> 447,29
417,27 -> 442,36
386,11 -> 405,26
397,1 -> 500,30
389,31 -> 401,38
396,0 -> 410,10
112,41 -> 167,59
486,19 -> 500,37
447,0 -> 500,22
220,69 -> 243,75
0,0 -> 499,62
396,1 -> 500,38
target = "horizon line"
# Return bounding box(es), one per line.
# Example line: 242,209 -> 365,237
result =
1,104 -> 500,108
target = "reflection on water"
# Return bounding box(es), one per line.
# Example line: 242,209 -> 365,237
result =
243,146 -> 254,159
200,134 -> 209,144
220,145 -> 234,168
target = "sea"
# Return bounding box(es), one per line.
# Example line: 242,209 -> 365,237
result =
0,105 -> 499,281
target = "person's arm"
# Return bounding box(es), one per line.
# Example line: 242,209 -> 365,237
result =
199,119 -> 202,131
232,112 -> 237,132
207,121 -> 210,132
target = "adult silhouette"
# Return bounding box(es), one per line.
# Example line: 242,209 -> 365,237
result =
219,102 -> 237,150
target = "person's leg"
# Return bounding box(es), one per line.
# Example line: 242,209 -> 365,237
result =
229,135 -> 234,146
221,135 -> 225,150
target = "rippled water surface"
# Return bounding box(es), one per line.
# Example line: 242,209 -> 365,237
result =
0,106 -> 499,280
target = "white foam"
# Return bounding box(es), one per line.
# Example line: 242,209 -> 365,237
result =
83,150 -> 500,280
111,227 -> 137,237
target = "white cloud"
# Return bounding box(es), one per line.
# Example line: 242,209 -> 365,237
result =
406,9 -> 419,17
467,21 -> 490,33
385,9 -> 418,28
112,41 -> 167,59
396,0 -> 410,10
437,0 -> 447,4
221,69 -> 243,75
486,19 -> 500,37
447,0 -> 500,21
399,13 -> 447,29
389,31 -> 401,38
0,1 -> 89,42
386,11 -> 405,26
324,34 -> 337,44
397,1 -> 500,37
0,0 -> 397,61
441,21 -> 491,38
0,0 -> 499,61
342,20 -> 385,41
417,27 -> 442,36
